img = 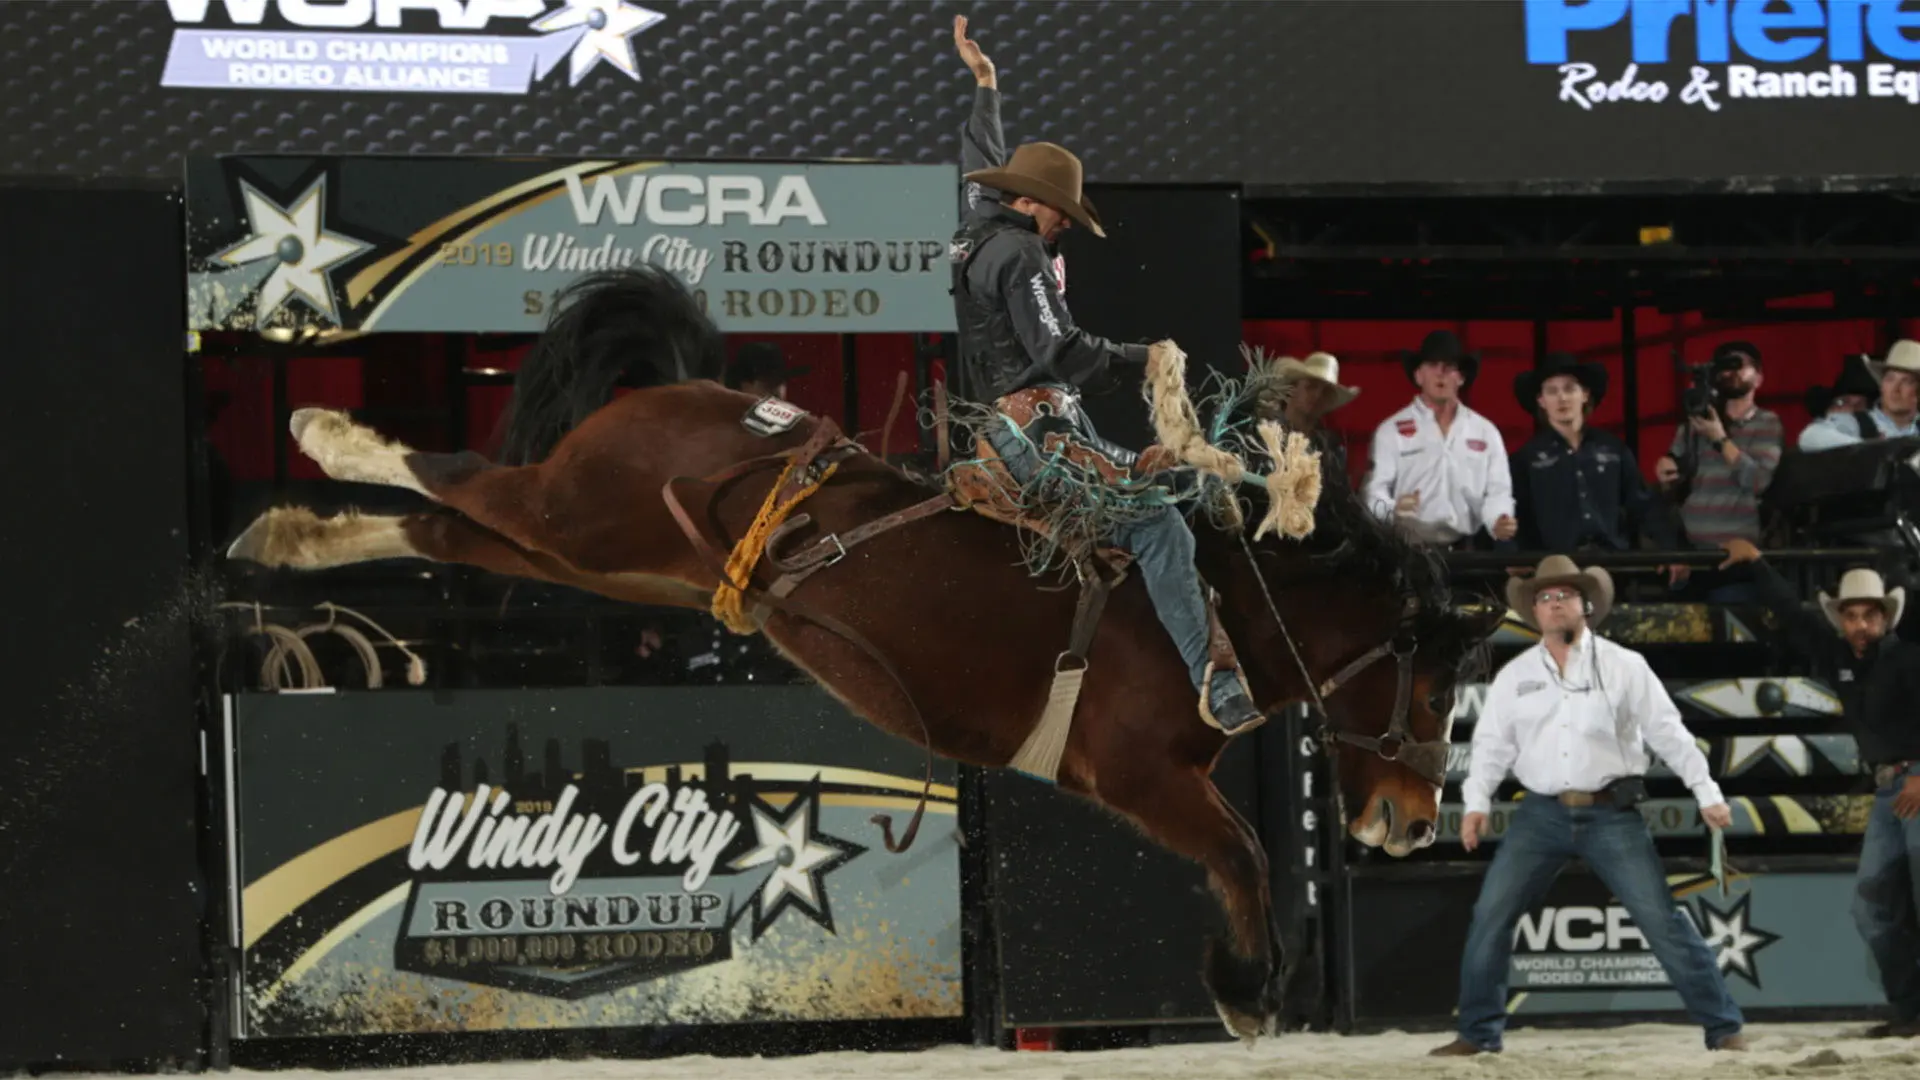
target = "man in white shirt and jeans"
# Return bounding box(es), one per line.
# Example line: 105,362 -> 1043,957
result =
1363,330 -> 1517,548
1429,554 -> 1747,1057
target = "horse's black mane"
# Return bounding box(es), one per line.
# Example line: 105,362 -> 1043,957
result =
1305,473 -> 1452,614
1228,429 -> 1490,669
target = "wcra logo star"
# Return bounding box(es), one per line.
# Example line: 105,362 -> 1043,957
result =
213,174 -> 370,326
1694,893 -> 1782,989
727,777 -> 863,941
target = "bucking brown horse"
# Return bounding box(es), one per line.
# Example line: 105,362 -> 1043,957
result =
225,266 -> 1498,1040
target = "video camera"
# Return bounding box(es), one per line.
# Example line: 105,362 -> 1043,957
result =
1682,347 -> 1754,419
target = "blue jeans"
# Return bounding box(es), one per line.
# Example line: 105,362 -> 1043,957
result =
1853,762 -> 1920,1022
1455,795 -> 1744,1050
983,418 -> 1213,690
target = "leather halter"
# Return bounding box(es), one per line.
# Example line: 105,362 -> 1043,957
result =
1235,533 -> 1453,788
1305,611 -> 1452,789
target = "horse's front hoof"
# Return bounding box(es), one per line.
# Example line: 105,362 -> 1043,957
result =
1212,1001 -> 1266,1046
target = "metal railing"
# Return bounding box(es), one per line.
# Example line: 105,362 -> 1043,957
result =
1442,547 -> 1887,573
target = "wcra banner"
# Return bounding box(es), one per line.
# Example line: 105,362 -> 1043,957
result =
1347,864 -> 1882,1021
185,156 -> 956,336
224,687 -> 961,1037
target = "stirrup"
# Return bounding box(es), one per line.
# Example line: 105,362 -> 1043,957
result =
1198,660 -> 1265,735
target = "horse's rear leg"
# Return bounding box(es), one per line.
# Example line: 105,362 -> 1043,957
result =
287,408 -> 437,497
227,506 -> 709,609
1102,770 -> 1276,1041
228,506 -> 421,568
288,408 -> 553,555
227,505 -> 558,577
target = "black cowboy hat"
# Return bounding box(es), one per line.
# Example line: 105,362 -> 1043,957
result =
726,341 -> 809,389
1514,352 -> 1608,413
1806,353 -> 1882,416
1402,329 -> 1479,387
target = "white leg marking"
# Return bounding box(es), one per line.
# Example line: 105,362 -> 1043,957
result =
290,408 -> 432,497
226,508 -> 426,569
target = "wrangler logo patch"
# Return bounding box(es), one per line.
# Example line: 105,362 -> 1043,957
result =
1467,439 -> 1487,452
1029,272 -> 1062,338
1396,419 -> 1418,437
742,396 -> 805,438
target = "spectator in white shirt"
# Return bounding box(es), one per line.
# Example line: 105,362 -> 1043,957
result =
1363,330 -> 1517,548
1800,342 -> 1920,452
1429,554 -> 1745,1058
1797,355 -> 1882,451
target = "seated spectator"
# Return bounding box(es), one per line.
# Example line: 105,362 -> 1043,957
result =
1797,354 -> 1879,451
1242,346 -> 1360,493
1510,352 -> 1679,554
1654,341 -> 1783,601
1363,330 -> 1516,549
1800,342 -> 1920,451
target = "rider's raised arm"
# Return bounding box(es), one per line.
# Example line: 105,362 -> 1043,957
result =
985,232 -> 1146,389
955,16 -> 1005,222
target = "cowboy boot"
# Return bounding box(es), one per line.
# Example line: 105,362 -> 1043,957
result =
1427,1038 -> 1495,1057
1199,590 -> 1265,735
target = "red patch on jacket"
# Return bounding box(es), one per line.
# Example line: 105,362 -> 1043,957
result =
1467,439 -> 1488,452
1395,419 -> 1417,438
1052,255 -> 1067,293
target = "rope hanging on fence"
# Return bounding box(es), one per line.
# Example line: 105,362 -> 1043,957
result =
218,600 -> 429,690
711,457 -> 840,634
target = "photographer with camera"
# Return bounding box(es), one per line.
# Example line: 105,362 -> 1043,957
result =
1655,342 -> 1783,601
1430,554 -> 1744,1058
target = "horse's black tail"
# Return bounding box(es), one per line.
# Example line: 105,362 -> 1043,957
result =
498,265 -> 726,465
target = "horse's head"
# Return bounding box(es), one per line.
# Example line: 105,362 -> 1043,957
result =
1190,472 -> 1502,857
1164,355 -> 1506,854
1313,588 -> 1502,856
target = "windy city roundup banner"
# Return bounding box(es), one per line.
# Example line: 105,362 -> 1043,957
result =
185,155 -> 957,336
224,688 -> 962,1037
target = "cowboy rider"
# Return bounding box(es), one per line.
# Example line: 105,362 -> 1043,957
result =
948,15 -> 1263,735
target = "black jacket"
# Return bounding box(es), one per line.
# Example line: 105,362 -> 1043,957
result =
1751,557 -> 1920,766
1510,426 -> 1677,552
952,86 -> 1145,403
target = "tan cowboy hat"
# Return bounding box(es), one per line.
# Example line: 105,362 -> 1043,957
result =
1273,351 -> 1361,411
965,142 -> 1106,238
1506,554 -> 1615,630
1864,339 -> 1920,383
1818,568 -> 1905,632
1240,345 -> 1361,412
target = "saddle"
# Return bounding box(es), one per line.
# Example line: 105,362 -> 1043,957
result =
663,391 -> 1250,798
945,385 -> 1178,573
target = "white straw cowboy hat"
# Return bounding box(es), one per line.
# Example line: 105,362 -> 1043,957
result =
1272,351 -> 1361,411
1865,339 -> 1920,383
1506,554 -> 1615,630
965,142 -> 1106,238
1818,568 -> 1905,632
1240,345 -> 1361,412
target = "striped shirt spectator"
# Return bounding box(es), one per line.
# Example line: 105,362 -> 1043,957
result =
1657,343 -> 1783,546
